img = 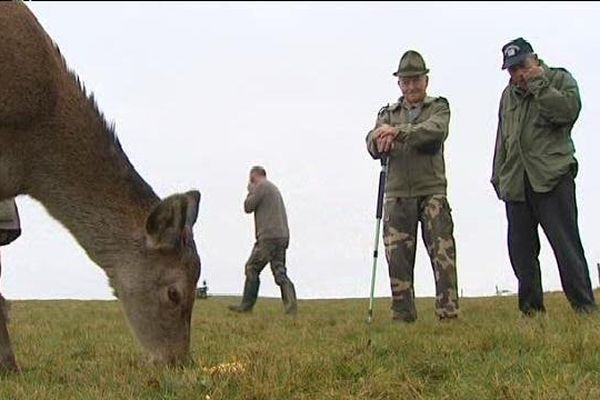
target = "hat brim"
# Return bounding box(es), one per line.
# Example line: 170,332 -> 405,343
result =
502,53 -> 531,70
393,69 -> 429,77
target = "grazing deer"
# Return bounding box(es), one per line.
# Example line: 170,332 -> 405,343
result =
0,1 -> 202,371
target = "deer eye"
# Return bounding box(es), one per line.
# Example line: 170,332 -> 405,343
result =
167,287 -> 181,306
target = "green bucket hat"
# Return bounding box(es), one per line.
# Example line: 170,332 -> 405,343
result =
392,50 -> 430,78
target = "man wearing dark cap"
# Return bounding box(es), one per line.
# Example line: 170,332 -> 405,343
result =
228,166 -> 298,315
491,37 -> 596,316
365,50 -> 459,323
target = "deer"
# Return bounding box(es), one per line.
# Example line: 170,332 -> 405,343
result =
0,1 -> 202,371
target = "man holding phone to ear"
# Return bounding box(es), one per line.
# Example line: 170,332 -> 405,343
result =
491,37 -> 596,316
229,166 -> 297,315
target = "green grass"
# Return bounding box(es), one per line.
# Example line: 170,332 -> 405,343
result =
1,291 -> 600,399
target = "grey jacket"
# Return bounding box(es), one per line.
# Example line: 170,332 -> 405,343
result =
244,180 -> 289,240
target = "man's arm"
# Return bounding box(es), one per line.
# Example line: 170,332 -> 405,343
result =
244,183 -> 266,213
491,98 -> 506,200
365,105 -> 391,159
395,98 -> 450,152
527,69 -> 581,125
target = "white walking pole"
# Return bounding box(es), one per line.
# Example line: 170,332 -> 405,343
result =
367,155 -> 388,324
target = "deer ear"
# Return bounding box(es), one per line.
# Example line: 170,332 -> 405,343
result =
184,190 -> 201,227
145,190 -> 201,250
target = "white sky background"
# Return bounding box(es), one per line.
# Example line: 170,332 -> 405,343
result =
3,1 -> 599,301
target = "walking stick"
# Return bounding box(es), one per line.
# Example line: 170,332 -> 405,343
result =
367,155 -> 389,324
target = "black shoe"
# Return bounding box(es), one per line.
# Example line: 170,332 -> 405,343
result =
228,304 -> 252,313
574,304 -> 598,315
284,305 -> 297,315
521,307 -> 546,318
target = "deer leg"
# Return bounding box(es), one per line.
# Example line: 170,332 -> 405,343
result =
0,250 -> 19,372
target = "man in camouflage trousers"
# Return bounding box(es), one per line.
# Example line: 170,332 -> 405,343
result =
229,166 -> 298,315
491,38 -> 596,316
366,50 -> 459,323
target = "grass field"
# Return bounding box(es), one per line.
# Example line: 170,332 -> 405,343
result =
1,291 -> 600,399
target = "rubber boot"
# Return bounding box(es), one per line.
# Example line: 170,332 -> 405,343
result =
228,278 -> 259,313
280,281 -> 297,315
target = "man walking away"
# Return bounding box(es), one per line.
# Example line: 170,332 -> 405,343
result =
229,166 -> 297,315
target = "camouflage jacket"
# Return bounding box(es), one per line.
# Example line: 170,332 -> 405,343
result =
491,61 -> 581,202
366,96 -> 450,198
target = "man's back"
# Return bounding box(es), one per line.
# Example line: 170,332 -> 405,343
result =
245,180 -> 289,240
230,171 -> 297,315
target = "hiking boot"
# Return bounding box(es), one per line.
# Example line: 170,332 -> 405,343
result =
437,307 -> 459,322
392,310 -> 416,323
439,314 -> 458,322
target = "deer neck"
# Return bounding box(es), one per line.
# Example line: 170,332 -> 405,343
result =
27,94 -> 160,270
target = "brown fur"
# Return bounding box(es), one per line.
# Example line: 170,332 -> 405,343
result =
0,1 -> 202,370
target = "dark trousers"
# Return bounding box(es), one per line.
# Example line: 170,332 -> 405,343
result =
505,172 -> 596,314
240,238 -> 297,313
245,238 -> 292,286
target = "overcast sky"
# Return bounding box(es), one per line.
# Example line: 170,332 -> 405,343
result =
3,2 -> 599,302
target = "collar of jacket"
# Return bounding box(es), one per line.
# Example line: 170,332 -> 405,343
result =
389,95 -> 436,111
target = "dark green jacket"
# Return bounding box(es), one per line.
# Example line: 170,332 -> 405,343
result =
491,61 -> 581,202
366,96 -> 450,198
